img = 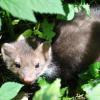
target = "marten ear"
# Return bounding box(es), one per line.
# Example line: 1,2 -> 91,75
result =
1,43 -> 16,59
36,42 -> 52,60
37,42 -> 51,52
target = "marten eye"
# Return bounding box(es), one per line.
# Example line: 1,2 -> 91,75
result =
15,63 -> 20,68
35,63 -> 39,68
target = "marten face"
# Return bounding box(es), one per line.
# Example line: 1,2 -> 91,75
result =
1,39 -> 52,84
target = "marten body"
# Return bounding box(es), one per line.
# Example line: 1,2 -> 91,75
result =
52,7 -> 100,82
1,7 -> 100,85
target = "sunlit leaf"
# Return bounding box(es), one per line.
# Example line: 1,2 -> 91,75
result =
33,79 -> 61,100
31,0 -> 65,15
82,83 -> 100,100
0,0 -> 36,22
0,82 -> 23,100
82,4 -> 90,16
89,62 -> 100,78
57,4 -> 75,21
17,29 -> 33,40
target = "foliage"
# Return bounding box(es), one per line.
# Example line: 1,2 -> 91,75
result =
33,78 -> 71,100
18,20 -> 55,42
89,62 -> 100,78
36,19 -> 55,42
82,81 -> 100,100
57,2 -> 90,21
0,82 -> 23,100
0,0 -> 65,23
80,62 -> 100,100
33,78 -> 61,100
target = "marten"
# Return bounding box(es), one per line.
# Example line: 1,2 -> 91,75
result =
1,7 -> 100,85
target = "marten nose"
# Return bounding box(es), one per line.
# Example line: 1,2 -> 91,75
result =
21,67 -> 36,84
23,77 -> 35,84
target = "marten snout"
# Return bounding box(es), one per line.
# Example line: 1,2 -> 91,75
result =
19,67 -> 37,84
21,75 -> 36,85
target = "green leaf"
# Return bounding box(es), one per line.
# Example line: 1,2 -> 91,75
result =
0,82 -> 23,100
82,83 -> 93,94
33,20 -> 55,41
0,0 -> 65,22
82,83 -> 100,100
0,18 -> 1,31
60,87 -> 67,97
0,0 -> 36,22
17,29 -> 33,40
82,4 -> 90,16
12,19 -> 20,25
33,78 -> 61,100
41,19 -> 55,41
34,20 -> 55,41
37,77 -> 49,87
22,29 -> 33,38
57,4 -> 75,21
34,30 -> 45,39
61,87 -> 71,100
31,0 -> 65,15
89,62 -> 100,78
63,97 -> 71,100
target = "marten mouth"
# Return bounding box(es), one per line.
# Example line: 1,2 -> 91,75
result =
20,78 -> 36,85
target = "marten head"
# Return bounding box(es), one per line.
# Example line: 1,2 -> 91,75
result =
1,39 -> 52,84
